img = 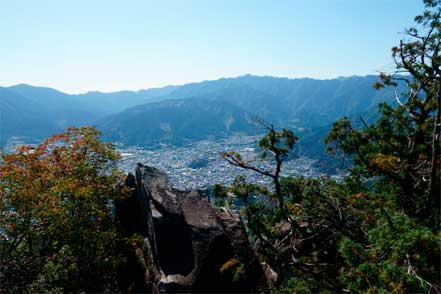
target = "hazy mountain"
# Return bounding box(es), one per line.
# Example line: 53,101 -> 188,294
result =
155,75 -> 399,128
1,75 -> 404,152
0,84 -> 100,144
72,85 -> 179,115
99,98 -> 257,147
8,84 -> 97,126
0,87 -> 58,145
98,75 -> 403,151
0,84 -> 178,144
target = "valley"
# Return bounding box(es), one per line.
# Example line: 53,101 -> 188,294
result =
1,74 -> 405,159
117,135 -> 334,190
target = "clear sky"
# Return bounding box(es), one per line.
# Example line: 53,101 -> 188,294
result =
1,0 -> 423,93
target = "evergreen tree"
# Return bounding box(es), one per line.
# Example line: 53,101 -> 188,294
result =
221,2 -> 441,292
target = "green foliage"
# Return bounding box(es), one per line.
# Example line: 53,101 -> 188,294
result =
212,183 -> 231,207
258,128 -> 298,160
220,258 -> 247,282
339,212 -> 441,293
325,0 -> 441,225
276,277 -> 315,294
220,3 -> 441,292
229,175 -> 268,205
0,127 -> 129,293
221,169 -> 440,292
222,125 -> 297,207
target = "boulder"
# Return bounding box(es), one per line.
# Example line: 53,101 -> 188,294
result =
116,163 -> 266,293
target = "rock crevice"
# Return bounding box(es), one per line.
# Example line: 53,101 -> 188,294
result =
117,163 -> 265,293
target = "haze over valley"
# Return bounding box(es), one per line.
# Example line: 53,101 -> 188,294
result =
1,74 -> 403,150
1,1 -> 439,293
1,74 -> 404,186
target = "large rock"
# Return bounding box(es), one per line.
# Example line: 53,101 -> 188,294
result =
116,163 -> 266,293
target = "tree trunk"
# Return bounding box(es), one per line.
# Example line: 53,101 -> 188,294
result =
425,77 -> 441,213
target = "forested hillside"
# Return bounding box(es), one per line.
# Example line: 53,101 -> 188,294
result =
1,75 -> 404,153
0,0 -> 439,293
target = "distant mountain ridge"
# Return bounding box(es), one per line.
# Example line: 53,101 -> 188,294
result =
98,98 -> 256,146
0,75 -> 404,153
97,75 -> 404,152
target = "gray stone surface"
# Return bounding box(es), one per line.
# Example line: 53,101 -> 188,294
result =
117,163 -> 266,293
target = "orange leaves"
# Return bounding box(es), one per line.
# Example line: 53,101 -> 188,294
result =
0,127 -> 129,292
0,126 -> 124,249
370,153 -> 400,173
355,192 -> 369,199
6,223 -> 16,232
220,258 -> 240,273
285,202 -> 303,216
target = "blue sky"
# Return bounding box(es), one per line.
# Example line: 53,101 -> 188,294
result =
1,0 -> 423,93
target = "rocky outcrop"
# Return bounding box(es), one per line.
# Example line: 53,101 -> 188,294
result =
116,163 -> 266,293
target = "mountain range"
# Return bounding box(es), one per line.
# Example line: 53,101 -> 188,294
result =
0,74 -> 403,156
